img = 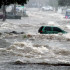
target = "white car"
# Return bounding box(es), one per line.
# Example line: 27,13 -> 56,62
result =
42,6 -> 53,11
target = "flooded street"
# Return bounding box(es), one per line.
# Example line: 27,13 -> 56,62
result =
0,8 -> 70,70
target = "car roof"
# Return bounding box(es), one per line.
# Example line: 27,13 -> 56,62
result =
42,26 -> 59,28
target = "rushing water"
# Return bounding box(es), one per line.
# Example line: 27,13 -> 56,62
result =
0,9 -> 70,69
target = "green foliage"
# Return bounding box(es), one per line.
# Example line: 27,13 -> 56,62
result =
0,0 -> 29,7
23,35 -> 27,38
0,0 -> 29,21
58,0 -> 70,6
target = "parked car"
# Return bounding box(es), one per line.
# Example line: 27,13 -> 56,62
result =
42,6 -> 53,11
5,12 -> 21,19
38,26 -> 67,34
65,9 -> 70,19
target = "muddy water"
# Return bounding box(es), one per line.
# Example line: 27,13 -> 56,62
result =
0,9 -> 70,69
0,33 -> 70,70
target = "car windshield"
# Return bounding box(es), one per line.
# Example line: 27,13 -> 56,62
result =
38,26 -> 43,32
66,12 -> 70,15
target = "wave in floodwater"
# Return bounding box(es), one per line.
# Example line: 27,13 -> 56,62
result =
0,21 -> 70,64
0,40 -> 70,64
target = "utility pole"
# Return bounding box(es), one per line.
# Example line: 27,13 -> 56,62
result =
13,3 -> 16,16
2,3 -> 6,21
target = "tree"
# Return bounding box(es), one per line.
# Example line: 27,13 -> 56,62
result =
58,0 -> 70,6
0,0 -> 29,21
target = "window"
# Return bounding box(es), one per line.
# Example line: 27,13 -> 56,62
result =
44,27 -> 51,31
66,12 -> 70,15
53,27 -> 62,32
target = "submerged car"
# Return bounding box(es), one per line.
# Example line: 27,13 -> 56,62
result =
65,9 -> 70,19
38,26 -> 67,34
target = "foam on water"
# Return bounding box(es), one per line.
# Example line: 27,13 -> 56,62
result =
63,33 -> 70,39
0,9 -> 70,64
0,39 -> 69,64
0,22 -> 16,32
0,22 -> 23,32
48,21 -> 60,26
65,25 -> 70,29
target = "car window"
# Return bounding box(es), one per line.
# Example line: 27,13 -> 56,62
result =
44,27 -> 51,31
53,27 -> 62,32
66,11 -> 70,15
